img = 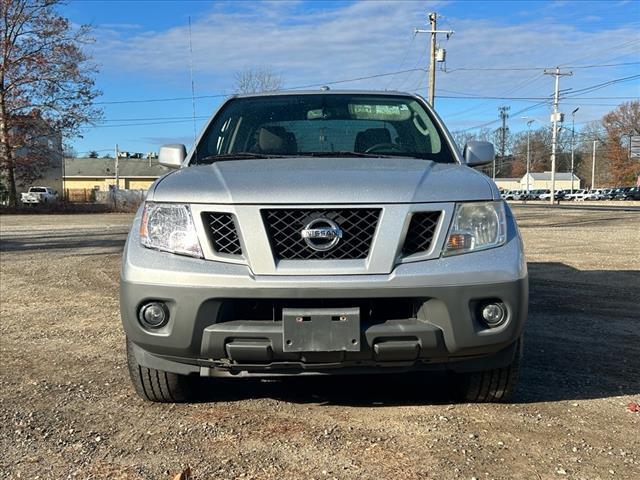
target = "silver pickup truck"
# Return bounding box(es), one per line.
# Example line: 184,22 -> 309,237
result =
121,91 -> 528,403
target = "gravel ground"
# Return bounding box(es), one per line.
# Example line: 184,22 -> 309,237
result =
1,207 -> 639,480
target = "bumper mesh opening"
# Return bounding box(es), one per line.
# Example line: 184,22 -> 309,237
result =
402,211 -> 441,256
216,298 -> 424,325
202,212 -> 243,255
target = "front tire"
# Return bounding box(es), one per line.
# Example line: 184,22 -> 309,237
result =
126,338 -> 198,403
454,338 -> 522,403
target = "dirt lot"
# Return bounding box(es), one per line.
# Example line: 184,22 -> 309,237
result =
1,207 -> 639,479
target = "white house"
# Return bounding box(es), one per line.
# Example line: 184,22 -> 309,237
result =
520,172 -> 581,190
493,178 -> 521,190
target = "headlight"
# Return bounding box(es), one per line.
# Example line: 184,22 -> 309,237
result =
140,202 -> 203,258
444,201 -> 507,256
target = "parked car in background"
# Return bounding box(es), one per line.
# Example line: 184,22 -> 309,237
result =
539,189 -> 565,201
527,189 -> 546,200
608,188 -> 621,199
20,186 -> 59,205
615,187 -> 636,200
599,188 -> 615,200
583,189 -> 604,201
565,189 -> 587,201
623,187 -> 640,200
502,189 -> 526,200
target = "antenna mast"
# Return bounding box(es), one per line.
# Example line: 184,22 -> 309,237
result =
188,17 -> 197,156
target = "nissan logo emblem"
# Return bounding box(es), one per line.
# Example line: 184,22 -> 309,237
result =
301,218 -> 343,251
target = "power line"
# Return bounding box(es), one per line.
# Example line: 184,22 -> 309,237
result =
92,68 -> 428,105
84,71 -> 638,129
569,61 -> 640,69
564,74 -> 640,98
444,61 -> 640,73
456,74 -> 639,132
91,119 -> 198,129
439,95 -> 634,101
445,72 -> 546,118
459,101 -> 549,132
289,68 -> 426,90
90,66 -> 638,107
89,96 -> 636,128
384,31 -> 418,89
100,115 -> 209,123
94,93 -> 230,105
558,39 -> 640,68
438,75 -> 639,101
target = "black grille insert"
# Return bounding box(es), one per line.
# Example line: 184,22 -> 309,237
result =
262,208 -> 381,260
216,298 -> 423,325
402,211 -> 441,256
202,212 -> 243,255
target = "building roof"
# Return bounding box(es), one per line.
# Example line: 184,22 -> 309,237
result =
525,171 -> 579,181
64,157 -> 170,178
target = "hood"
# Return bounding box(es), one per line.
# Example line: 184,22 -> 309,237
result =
149,157 -> 496,204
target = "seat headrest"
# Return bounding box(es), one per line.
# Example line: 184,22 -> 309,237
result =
354,128 -> 392,152
258,127 -> 285,152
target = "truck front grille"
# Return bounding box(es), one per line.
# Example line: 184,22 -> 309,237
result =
262,208 -> 381,260
202,212 -> 243,255
402,211 -> 441,256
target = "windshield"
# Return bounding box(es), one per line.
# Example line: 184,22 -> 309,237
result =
30,188 -> 46,192
191,94 -> 454,164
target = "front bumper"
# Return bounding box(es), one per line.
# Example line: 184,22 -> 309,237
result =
121,207 -> 528,377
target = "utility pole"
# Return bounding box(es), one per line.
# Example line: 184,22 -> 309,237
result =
114,144 -> 120,190
570,107 -> 579,194
544,67 -> 572,205
414,12 -> 453,107
526,119 -> 535,193
495,105 -> 510,180
592,140 -> 597,189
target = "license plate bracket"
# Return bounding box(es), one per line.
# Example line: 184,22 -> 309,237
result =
282,307 -> 360,352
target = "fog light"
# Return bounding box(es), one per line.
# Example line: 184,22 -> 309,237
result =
481,302 -> 507,327
139,302 -> 169,328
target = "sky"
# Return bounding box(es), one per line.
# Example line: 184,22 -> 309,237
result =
61,0 -> 640,156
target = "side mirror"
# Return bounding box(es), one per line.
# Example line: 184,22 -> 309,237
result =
158,144 -> 186,169
463,141 -> 495,167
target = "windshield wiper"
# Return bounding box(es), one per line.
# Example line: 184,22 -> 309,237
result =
196,152 -> 291,164
302,151 -> 393,158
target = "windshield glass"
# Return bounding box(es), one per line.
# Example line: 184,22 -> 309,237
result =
191,94 -> 454,164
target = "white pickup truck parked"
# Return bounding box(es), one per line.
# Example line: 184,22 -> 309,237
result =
20,186 -> 59,204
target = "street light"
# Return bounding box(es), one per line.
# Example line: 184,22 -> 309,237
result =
571,107 -> 579,194
522,117 -> 538,195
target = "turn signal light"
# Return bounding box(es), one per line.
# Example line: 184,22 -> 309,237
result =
446,233 -> 472,251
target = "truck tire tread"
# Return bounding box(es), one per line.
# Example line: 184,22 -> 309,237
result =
126,338 -> 196,403
456,338 -> 522,403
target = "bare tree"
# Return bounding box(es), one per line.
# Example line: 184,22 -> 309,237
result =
63,144 -> 78,158
0,0 -> 102,206
600,101 -> 639,186
233,66 -> 283,94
